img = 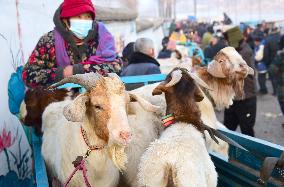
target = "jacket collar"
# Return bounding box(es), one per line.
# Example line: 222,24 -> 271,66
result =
129,52 -> 160,67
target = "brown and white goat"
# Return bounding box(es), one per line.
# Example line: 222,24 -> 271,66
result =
195,46 -> 254,110
138,68 -> 217,187
40,73 -> 159,187
19,87 -> 80,135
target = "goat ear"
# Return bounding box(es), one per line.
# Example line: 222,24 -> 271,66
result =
194,87 -> 204,102
207,60 -> 227,78
129,93 -> 161,113
63,93 -> 89,122
152,82 -> 167,96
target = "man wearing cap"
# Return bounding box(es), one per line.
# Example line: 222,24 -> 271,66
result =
223,26 -> 257,137
23,0 -> 119,88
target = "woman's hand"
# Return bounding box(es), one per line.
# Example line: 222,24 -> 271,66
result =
63,65 -> 73,78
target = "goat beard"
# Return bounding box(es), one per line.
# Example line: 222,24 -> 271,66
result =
232,79 -> 245,100
108,145 -> 127,172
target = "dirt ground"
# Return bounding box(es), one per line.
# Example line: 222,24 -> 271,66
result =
215,82 -> 284,147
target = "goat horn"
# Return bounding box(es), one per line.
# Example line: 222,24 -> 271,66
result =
107,73 -> 120,79
247,66 -> 254,75
48,72 -> 103,90
187,71 -> 213,90
165,69 -> 183,87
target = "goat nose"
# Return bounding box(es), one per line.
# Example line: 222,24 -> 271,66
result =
119,131 -> 131,141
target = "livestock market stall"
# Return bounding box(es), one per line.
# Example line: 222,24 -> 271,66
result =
30,74 -> 284,187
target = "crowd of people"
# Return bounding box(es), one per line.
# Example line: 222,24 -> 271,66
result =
119,20 -> 284,134
22,0 -> 284,136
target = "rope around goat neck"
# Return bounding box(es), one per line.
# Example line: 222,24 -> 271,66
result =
63,126 -> 105,187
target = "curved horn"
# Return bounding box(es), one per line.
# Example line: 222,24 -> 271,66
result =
165,69 -> 183,87
107,73 -> 120,79
187,71 -> 212,90
48,72 -> 103,90
247,66 -> 254,75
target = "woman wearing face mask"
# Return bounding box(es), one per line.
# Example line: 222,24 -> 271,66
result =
23,0 -> 119,88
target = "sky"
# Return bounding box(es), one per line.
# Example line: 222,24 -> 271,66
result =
137,0 -> 284,24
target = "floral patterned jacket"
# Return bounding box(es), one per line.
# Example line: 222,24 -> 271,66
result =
22,30 -> 120,88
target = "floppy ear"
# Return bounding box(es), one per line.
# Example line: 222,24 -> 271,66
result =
63,93 -> 89,122
207,60 -> 227,78
194,87 -> 204,102
128,93 -> 161,114
152,82 -> 168,96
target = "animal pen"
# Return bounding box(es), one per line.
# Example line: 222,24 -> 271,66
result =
27,74 -> 284,187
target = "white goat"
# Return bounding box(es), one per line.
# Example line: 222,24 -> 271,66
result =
138,68 -> 217,187
41,73 -> 159,187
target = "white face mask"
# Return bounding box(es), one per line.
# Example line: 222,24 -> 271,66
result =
69,19 -> 93,39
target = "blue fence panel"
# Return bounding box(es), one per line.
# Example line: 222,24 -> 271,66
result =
58,74 -> 167,89
213,128 -> 284,187
121,74 -> 166,84
32,133 -> 49,187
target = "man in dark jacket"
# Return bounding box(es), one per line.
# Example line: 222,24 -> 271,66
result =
223,26 -> 257,137
264,27 -> 281,95
121,38 -> 161,76
270,35 -> 284,128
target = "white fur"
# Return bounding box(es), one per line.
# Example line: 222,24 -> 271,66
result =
41,100 -> 120,187
123,99 -> 164,186
123,83 -> 228,186
138,122 -> 218,187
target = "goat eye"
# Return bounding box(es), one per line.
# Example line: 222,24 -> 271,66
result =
94,104 -> 103,110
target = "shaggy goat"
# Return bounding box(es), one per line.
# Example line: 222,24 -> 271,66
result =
195,46 -> 254,110
19,87 -> 80,135
41,73 -> 159,187
138,68 -> 217,187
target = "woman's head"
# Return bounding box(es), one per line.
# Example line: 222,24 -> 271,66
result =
60,0 -> 96,20
60,0 -> 96,40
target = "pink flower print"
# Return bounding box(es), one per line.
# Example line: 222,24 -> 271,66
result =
0,128 -> 15,152
51,72 -> 56,81
49,47 -> 55,58
39,47 -> 46,56
29,53 -> 36,64
0,128 -> 15,172
22,71 -> 27,82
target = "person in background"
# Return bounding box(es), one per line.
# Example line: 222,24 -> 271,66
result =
169,28 -> 187,44
253,32 -> 268,94
201,25 -> 214,49
121,42 -> 135,67
269,35 -> 284,128
157,37 -> 172,59
243,26 -> 255,50
120,38 -> 161,76
223,26 -> 257,137
204,33 -> 226,64
23,0 -> 119,88
192,30 -> 201,44
264,27 -> 281,95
